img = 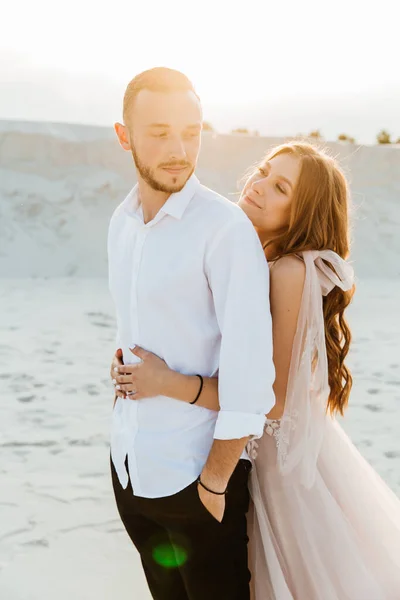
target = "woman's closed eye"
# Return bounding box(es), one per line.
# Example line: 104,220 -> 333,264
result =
276,183 -> 287,194
257,166 -> 288,194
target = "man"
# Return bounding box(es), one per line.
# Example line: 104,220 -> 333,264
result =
108,67 -> 274,600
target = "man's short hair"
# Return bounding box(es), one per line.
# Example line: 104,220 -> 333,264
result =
123,67 -> 199,124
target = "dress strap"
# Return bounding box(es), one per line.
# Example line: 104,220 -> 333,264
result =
310,249 -> 354,295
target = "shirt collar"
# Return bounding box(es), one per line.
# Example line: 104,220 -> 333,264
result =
122,185 -> 141,218
122,174 -> 200,222
160,174 -> 200,220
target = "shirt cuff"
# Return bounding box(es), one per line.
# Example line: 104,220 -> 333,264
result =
213,411 -> 267,441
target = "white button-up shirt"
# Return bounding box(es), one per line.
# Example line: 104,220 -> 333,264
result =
108,174 -> 274,498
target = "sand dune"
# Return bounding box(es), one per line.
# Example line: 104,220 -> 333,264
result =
1,121 -> 400,278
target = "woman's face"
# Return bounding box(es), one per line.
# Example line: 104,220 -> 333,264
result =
238,153 -> 301,235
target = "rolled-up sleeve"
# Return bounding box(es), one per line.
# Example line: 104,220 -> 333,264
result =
206,215 -> 275,440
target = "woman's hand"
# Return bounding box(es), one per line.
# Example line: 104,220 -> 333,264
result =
112,346 -> 171,400
111,348 -> 124,404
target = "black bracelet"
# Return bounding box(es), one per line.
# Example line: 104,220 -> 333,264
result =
197,476 -> 228,496
190,374 -> 204,405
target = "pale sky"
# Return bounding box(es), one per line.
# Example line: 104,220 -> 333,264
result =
1,0 -> 399,142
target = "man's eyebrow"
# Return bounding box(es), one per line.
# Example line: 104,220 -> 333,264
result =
147,123 -> 201,129
148,123 -> 170,128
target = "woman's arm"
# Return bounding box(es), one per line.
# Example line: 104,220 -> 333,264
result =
177,255 -> 304,416
169,253 -> 305,416
113,346 -> 221,411
163,371 -> 220,411
113,255 -> 304,416
266,256 -> 305,420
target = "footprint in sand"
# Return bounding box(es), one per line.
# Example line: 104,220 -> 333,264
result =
64,387 -> 78,394
86,311 -> 113,320
1,440 -> 57,448
82,384 -> 100,396
17,394 -> 36,403
367,388 -> 380,395
359,439 -> 373,448
384,451 -> 400,459
86,311 -> 114,329
364,404 -> 383,412
22,538 -> 49,548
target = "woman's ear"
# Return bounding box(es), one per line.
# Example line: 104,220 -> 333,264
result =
114,122 -> 131,151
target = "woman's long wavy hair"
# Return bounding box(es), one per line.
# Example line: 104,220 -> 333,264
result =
261,142 -> 355,416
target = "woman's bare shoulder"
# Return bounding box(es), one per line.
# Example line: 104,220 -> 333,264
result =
270,255 -> 306,284
269,255 -> 306,317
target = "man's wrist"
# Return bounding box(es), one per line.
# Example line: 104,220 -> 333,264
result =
197,476 -> 228,496
200,467 -> 230,493
200,437 -> 251,493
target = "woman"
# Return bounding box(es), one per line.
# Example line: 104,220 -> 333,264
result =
111,142 -> 400,599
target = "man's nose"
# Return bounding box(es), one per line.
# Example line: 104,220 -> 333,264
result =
168,136 -> 187,161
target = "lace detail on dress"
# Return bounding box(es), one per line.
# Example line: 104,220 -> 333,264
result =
275,410 -> 300,463
246,418 -> 290,460
265,419 -> 280,438
247,438 -> 260,460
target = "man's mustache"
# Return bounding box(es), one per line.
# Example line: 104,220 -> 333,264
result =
158,161 -> 191,168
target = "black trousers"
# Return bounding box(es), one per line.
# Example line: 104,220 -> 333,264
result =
111,457 -> 252,600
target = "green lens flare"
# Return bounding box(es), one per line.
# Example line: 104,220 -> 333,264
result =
152,543 -> 188,568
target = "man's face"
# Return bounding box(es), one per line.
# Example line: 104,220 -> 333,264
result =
126,89 -> 202,193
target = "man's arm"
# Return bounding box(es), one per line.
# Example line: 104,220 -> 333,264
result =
201,215 -> 275,497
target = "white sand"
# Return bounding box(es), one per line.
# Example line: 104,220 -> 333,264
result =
0,122 -> 399,599
0,279 -> 151,599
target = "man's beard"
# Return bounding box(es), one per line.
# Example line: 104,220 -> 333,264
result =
131,143 -> 194,194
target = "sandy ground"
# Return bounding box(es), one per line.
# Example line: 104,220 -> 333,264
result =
0,276 -> 399,600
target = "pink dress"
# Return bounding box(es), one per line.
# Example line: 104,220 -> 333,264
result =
247,250 -> 400,600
